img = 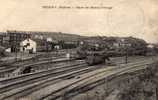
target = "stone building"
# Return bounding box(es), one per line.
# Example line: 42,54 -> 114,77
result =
0,33 -> 10,48
20,38 -> 36,53
7,30 -> 31,52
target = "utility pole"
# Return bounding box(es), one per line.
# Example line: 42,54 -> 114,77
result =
15,34 -> 18,62
125,46 -> 128,64
123,40 -> 130,64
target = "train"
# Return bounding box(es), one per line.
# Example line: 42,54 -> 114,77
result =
76,44 -> 111,65
76,37 -> 148,65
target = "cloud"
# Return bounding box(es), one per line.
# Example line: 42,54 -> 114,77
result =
138,0 -> 158,43
0,0 -> 158,43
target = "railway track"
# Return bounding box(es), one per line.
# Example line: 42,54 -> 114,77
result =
0,56 -> 72,78
0,52 -> 65,69
0,60 -> 85,85
29,58 -> 157,100
0,55 -> 150,78
0,56 -> 156,99
0,60 -> 105,100
0,57 -> 156,100
0,50 -> 66,66
63,63 -> 150,100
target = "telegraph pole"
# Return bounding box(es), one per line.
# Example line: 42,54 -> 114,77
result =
15,34 -> 18,62
125,46 -> 128,64
123,40 -> 130,64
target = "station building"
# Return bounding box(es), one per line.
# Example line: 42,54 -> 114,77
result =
20,39 -> 37,53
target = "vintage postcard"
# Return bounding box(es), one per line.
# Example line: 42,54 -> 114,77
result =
0,0 -> 158,100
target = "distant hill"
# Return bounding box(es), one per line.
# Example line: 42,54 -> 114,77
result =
0,30 -> 148,44
5,30 -> 84,42
30,31 -> 84,42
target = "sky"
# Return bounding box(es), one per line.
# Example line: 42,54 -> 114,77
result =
0,0 -> 158,43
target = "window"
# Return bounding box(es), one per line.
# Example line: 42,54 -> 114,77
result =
27,43 -> 30,46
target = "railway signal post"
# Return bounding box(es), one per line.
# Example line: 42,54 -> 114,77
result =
124,43 -> 131,64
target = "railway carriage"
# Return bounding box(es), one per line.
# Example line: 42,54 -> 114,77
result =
86,51 -> 104,65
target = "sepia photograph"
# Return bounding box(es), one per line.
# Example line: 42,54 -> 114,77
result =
0,0 -> 158,100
